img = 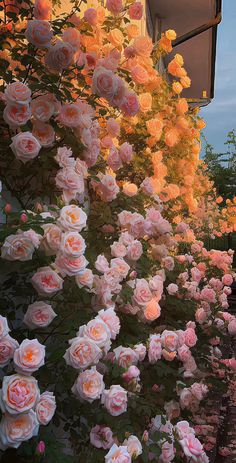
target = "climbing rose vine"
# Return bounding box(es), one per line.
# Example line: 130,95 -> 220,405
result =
0,0 -> 236,461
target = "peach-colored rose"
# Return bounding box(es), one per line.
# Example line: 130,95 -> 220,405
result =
45,41 -> 74,71
23,301 -> 56,329
102,385 -> 127,416
165,127 -> 180,147
41,224 -> 62,256
0,410 -> 39,450
60,231 -> 85,258
144,298 -> 161,321
58,205 -> 87,232
123,182 -> 138,197
58,103 -> 81,128
133,36 -> 153,57
146,117 -> 163,138
72,366 -> 105,402
64,336 -> 102,369
3,103 -> 31,127
35,391 -> 56,425
25,20 -> 53,48
13,339 -> 45,375
0,335 -> 19,367
139,93 -> 152,113
33,0 -> 52,20
125,24 -> 139,40
10,132 -> 41,163
62,27 -> 80,51
131,65 -> 149,84
32,121 -> 55,147
1,374 -> 40,414
108,29 -> 124,48
4,82 -> 31,105
31,266 -> 63,295
148,334 -> 162,363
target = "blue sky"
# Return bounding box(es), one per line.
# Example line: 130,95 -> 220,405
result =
201,0 -> 236,154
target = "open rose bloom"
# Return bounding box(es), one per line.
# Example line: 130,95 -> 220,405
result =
0,0 -> 235,460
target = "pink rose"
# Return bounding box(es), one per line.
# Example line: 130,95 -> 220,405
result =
95,255 -> 109,273
84,8 -> 98,26
64,336 -> 102,369
97,308 -> 120,340
30,94 -> 55,122
107,118 -> 120,137
123,365 -> 140,383
102,385 -> 127,416
0,335 -> 19,367
120,91 -> 139,116
0,316 -> 10,339
161,330 -> 178,352
228,319 -> 236,335
45,41 -> 74,71
113,346 -> 138,369
79,319 -> 111,351
72,366 -> 105,402
23,301 -> 56,329
124,435 -> 142,458
55,254 -> 88,277
60,231 -> 85,258
175,420 -> 195,439
119,142 -> 133,163
58,205 -> 87,232
92,67 -> 119,100
33,0 -> 52,20
25,20 -> 53,48
62,27 -> 80,50
90,425 -> 114,450
108,146 -> 123,171
0,410 -> 39,450
31,266 -> 63,295
195,307 -> 207,324
134,343 -> 146,361
133,279 -> 152,306
0,374 -> 40,414
32,121 -> 55,147
4,82 -> 31,105
35,391 -> 56,425
55,146 -> 74,168
179,435 -> 205,462
177,345 -> 191,363
111,241 -> 127,258
41,224 -> 62,256
148,334 -> 162,363
190,383 -> 208,401
167,283 -> 178,295
13,339 -> 45,375
10,132 -> 41,163
184,328 -> 197,347
106,0 -> 123,16
222,274 -> 233,286
58,103 -> 81,128
3,103 -> 31,127
126,240 -> 142,261
76,269 -> 94,288
128,2 -> 143,19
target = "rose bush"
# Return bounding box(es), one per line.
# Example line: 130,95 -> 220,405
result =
0,0 -> 235,462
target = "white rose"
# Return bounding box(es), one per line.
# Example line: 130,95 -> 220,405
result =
124,435 -> 142,458
105,444 -> 131,463
0,316 -> 10,339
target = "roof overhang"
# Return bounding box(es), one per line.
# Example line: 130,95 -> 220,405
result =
146,0 -> 222,105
